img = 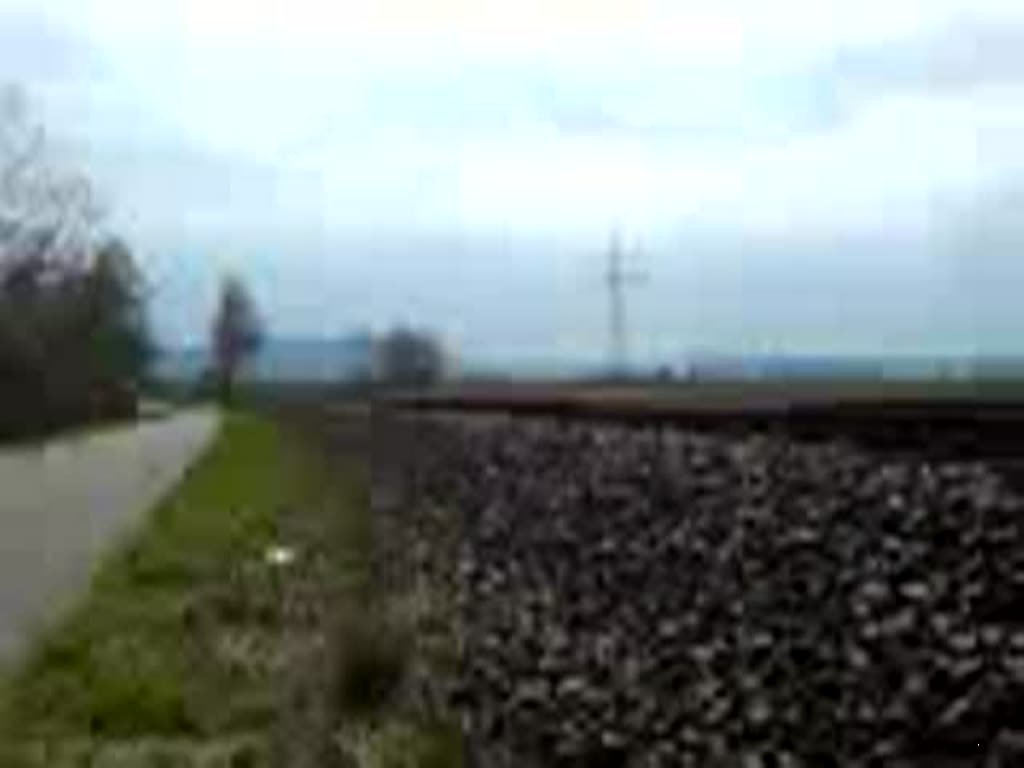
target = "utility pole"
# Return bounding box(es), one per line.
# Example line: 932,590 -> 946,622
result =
605,229 -> 646,378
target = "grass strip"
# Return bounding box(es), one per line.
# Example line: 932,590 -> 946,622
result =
0,413 -> 299,762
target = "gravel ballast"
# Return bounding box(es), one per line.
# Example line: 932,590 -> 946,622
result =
375,413 -> 1024,766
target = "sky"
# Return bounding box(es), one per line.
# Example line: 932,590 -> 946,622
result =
1,0 -> 1023,365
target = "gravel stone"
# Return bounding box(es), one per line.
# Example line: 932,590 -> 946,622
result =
378,414 -> 1024,765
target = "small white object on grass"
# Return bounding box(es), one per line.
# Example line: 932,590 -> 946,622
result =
265,545 -> 296,567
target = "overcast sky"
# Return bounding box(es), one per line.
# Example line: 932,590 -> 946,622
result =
2,0 -> 1023,363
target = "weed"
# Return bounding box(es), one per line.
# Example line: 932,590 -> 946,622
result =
333,610 -> 411,719
0,414 -> 290,745
353,719 -> 463,768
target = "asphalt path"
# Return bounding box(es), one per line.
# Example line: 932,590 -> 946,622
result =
0,408 -> 220,660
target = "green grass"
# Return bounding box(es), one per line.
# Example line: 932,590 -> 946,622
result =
348,719 -> 462,768
0,406 -> 461,767
0,413 -> 298,759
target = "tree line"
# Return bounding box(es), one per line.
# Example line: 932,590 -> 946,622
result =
0,88 -> 445,438
0,88 -> 150,439
210,285 -> 446,400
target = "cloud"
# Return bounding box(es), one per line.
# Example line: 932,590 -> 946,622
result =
2,0 -> 1024,356
834,16 -> 1024,98
0,5 -> 101,84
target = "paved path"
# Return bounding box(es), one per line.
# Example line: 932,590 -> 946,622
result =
0,408 -> 220,660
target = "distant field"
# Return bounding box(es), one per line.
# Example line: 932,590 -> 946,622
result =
426,377 -> 1024,409
179,375 -> 1024,416
394,378 -> 1024,467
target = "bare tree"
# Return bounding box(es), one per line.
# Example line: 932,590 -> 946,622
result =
0,86 -> 148,438
372,326 -> 445,388
0,85 -> 100,278
211,274 -> 263,404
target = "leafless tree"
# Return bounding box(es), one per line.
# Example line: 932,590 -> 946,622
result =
0,85 -> 100,279
0,85 -> 148,438
211,274 -> 263,403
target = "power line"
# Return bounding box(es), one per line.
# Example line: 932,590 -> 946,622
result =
605,229 -> 646,378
